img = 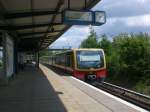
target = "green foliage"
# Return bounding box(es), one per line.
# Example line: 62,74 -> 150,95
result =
80,31 -> 150,95
98,34 -> 112,55
112,33 -> 150,79
80,28 -> 98,48
39,49 -> 53,57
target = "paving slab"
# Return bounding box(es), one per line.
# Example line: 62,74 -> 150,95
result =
0,64 -> 147,112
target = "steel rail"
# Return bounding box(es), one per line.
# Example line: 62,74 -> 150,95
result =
95,82 -> 150,111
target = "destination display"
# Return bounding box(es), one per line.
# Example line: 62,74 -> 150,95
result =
79,55 -> 100,62
62,10 -> 106,26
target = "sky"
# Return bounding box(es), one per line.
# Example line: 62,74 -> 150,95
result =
50,0 -> 150,48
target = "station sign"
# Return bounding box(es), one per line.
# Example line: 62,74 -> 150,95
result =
62,10 -> 106,26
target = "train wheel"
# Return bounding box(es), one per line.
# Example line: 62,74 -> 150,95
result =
84,75 -> 89,82
98,77 -> 105,83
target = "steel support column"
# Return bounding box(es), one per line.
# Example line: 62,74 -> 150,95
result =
1,32 -> 7,85
1,32 -> 15,85
14,37 -> 18,74
35,52 -> 39,68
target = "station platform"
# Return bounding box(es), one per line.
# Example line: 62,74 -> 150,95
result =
0,64 -> 147,112
0,68 -> 4,84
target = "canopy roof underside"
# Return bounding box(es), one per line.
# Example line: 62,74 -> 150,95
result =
0,0 -> 101,51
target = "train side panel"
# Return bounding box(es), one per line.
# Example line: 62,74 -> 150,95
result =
41,49 -> 107,82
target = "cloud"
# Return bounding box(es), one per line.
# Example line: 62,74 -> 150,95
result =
94,14 -> 150,37
126,15 -> 150,27
50,26 -> 91,48
50,0 -> 150,48
93,0 -> 150,18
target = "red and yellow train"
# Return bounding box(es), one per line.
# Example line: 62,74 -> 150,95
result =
41,49 -> 107,82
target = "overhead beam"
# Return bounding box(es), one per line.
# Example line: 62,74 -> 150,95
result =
4,10 -> 61,19
20,35 -> 57,39
42,0 -> 100,49
46,48 -> 70,51
19,30 -> 63,36
31,0 -> 34,40
20,36 -> 43,40
40,0 -> 64,49
0,1 -> 6,21
0,22 -> 62,30
43,25 -> 70,49
21,36 -> 44,39
0,1 -> 19,38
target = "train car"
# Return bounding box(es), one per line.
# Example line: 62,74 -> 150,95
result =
42,49 -> 107,82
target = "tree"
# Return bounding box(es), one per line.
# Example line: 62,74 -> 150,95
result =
39,49 -> 54,58
109,33 -> 150,90
80,27 -> 98,48
98,34 -> 112,55
79,31 -> 150,95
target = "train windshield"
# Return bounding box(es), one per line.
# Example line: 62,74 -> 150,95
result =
76,50 -> 104,69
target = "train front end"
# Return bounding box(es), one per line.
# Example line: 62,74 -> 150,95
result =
73,49 -> 106,82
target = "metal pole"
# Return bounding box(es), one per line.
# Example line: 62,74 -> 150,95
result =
85,0 -> 87,9
68,0 -> 70,9
36,52 -> 39,68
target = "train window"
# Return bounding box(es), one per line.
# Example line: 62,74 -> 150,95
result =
76,50 -> 104,69
56,55 -> 60,65
62,54 -> 66,66
58,54 -> 65,66
54,52 -> 73,68
66,55 -> 71,67
70,53 -> 73,67
66,52 -> 73,67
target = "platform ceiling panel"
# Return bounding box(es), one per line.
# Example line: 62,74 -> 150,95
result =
1,0 -> 31,11
21,33 -> 44,38
70,0 -> 85,9
34,15 -> 53,24
33,27 -> 49,32
11,17 -> 33,25
33,0 -> 59,10
0,0 -> 101,51
17,29 -> 35,33
53,25 -> 66,30
47,32 -> 59,36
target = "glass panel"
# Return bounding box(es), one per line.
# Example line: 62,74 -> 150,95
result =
76,50 -> 104,69
95,11 -> 106,24
79,55 -> 100,61
65,11 -> 92,22
63,10 -> 106,26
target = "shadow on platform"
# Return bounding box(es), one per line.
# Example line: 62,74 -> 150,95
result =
0,64 -> 67,112
43,64 -> 71,77
0,68 -> 4,84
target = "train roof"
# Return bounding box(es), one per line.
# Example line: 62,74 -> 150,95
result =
54,48 -> 104,55
40,48 -> 104,58
72,48 -> 104,51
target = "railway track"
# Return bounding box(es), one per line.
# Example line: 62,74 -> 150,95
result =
43,65 -> 150,110
94,82 -> 150,111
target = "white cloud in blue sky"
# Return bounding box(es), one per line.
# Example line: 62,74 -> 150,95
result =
50,0 -> 150,48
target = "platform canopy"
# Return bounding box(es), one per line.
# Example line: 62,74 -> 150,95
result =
0,0 -> 101,51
